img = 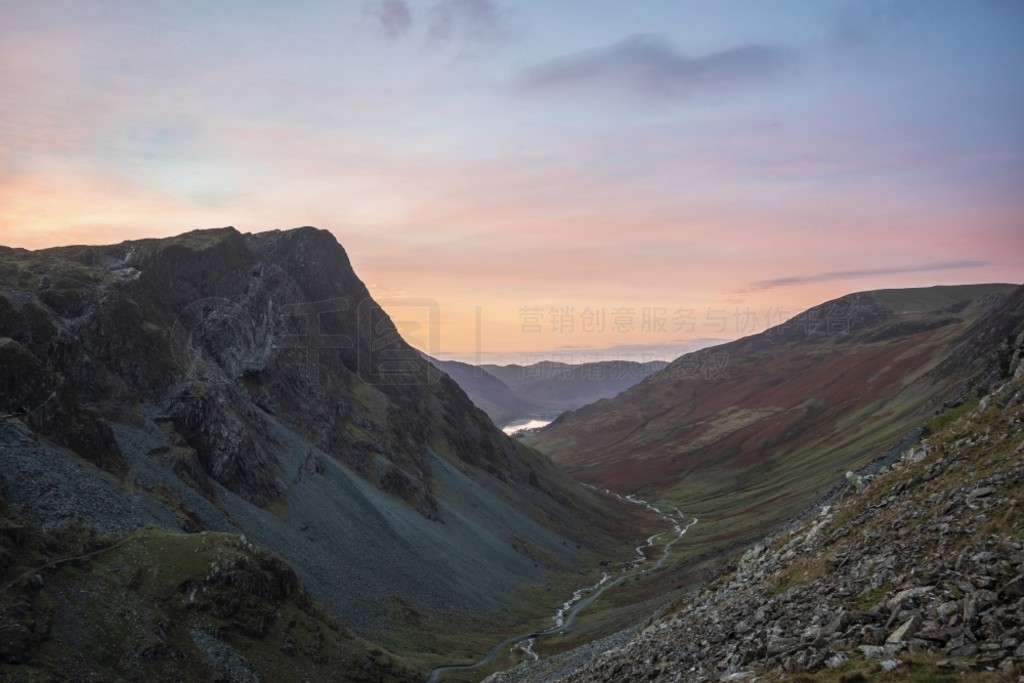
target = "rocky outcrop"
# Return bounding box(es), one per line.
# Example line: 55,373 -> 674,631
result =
0,506 -> 418,682
0,337 -> 123,474
1,227 -> 557,511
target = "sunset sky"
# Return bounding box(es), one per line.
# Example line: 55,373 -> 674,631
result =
2,1 -> 1022,363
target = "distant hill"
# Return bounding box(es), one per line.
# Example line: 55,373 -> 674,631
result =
429,358 -> 668,428
515,305 -> 1024,680
525,283 -> 1022,563
425,358 -> 546,427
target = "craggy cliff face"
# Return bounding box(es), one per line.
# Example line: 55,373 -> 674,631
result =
0,227 -> 636,641
2,227 -> 538,511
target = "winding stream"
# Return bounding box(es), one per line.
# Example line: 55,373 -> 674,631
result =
425,489 -> 697,683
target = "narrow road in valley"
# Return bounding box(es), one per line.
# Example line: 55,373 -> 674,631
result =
0,533 -> 137,594
425,491 -> 697,683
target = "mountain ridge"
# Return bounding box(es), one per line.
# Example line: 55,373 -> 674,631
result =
0,226 -> 652,679
529,282 -> 1020,488
523,283 -> 1023,630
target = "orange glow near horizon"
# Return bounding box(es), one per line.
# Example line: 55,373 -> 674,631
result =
3,158 -> 1023,363
2,3 -> 1022,363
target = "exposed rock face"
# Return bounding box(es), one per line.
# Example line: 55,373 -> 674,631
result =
2,227 -> 550,510
0,337 -> 123,474
0,227 -> 641,646
498,305 -> 1024,682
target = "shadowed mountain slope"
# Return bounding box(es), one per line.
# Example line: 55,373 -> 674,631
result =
0,227 -> 649,679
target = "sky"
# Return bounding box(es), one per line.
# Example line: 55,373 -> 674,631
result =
1,0 -> 1022,363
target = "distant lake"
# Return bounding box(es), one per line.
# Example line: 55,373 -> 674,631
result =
501,419 -> 551,435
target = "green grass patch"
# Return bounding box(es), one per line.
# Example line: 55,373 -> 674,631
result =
845,582 -> 891,611
922,397 -> 979,437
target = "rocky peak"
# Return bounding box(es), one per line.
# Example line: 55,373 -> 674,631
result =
0,227 -> 548,513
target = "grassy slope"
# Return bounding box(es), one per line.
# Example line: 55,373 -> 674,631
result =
552,368 -> 1024,682
0,517 -> 419,682
528,285 -> 1016,498
517,285 -> 1021,657
714,372 -> 1024,681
